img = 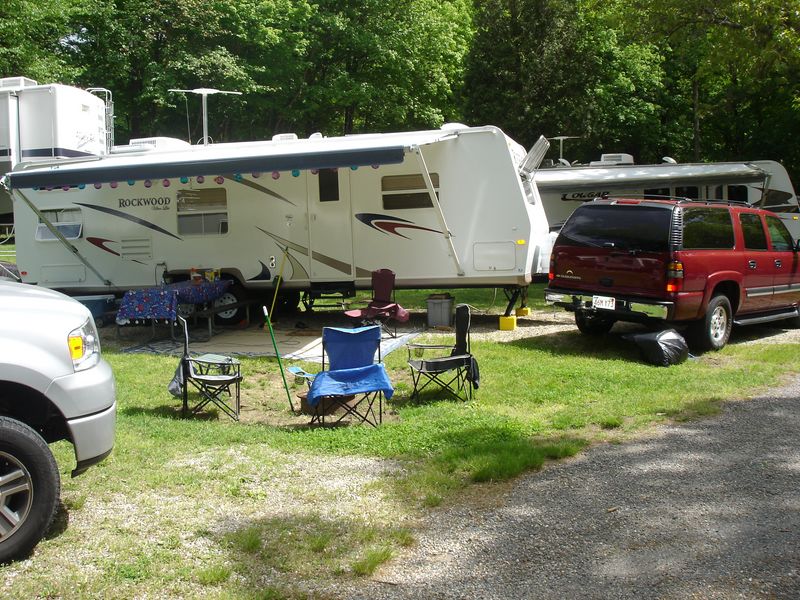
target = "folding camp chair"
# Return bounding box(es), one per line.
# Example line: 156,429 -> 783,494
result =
298,325 -> 393,427
407,304 -> 479,401
344,269 -> 410,337
177,316 -> 242,420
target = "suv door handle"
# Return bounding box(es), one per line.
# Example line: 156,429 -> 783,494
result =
748,260 -> 757,269
775,259 -> 783,268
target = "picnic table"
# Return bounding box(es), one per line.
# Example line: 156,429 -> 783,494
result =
116,279 -> 233,337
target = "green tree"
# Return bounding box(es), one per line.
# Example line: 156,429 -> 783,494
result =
300,0 -> 472,135
0,0 -> 81,82
465,0 -> 666,161
618,0 -> 800,177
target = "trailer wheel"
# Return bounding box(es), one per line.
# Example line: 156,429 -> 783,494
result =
575,311 -> 615,335
213,283 -> 249,326
0,417 -> 60,563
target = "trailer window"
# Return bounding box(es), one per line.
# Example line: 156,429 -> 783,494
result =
318,169 -> 340,202
35,208 -> 83,241
177,189 -> 229,235
728,185 -> 748,203
644,187 -> 670,199
382,173 -> 439,210
675,186 -> 699,200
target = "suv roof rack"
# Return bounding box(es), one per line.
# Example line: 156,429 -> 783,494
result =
590,194 -> 751,207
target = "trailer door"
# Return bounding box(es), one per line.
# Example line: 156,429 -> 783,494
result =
307,168 -> 354,280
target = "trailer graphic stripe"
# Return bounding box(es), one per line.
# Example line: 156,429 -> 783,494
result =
310,251 -> 352,275
355,213 -> 442,239
86,237 -> 120,256
229,176 -> 294,205
255,227 -> 310,280
75,203 -> 182,240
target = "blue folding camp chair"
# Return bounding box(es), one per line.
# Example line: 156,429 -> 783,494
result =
292,325 -> 393,426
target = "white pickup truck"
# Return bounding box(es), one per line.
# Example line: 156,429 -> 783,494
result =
0,281 -> 116,562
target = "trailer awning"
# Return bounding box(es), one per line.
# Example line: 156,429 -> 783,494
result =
6,145 -> 406,189
533,162 -> 768,193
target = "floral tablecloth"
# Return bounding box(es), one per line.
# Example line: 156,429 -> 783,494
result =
116,279 -> 232,324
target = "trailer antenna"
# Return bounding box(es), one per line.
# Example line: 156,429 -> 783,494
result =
167,88 -> 242,146
550,135 -> 581,161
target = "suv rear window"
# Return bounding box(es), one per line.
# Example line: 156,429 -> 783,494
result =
683,207 -> 735,249
557,204 -> 672,252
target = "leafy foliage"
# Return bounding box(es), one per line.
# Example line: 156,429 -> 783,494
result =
0,0 -> 797,180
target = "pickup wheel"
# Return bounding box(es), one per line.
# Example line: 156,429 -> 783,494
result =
0,417 -> 60,563
688,294 -> 732,352
575,311 -> 615,335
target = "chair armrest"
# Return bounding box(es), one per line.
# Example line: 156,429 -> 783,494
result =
407,343 -> 453,350
406,342 -> 455,359
288,365 -> 316,385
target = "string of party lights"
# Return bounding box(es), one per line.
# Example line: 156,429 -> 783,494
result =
36,164 -> 382,191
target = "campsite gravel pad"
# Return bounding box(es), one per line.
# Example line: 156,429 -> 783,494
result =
341,378 -> 800,599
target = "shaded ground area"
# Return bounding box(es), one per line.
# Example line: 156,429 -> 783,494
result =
346,382 -> 800,599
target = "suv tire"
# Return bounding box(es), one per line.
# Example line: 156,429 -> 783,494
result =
575,311 -> 616,335
688,294 -> 732,352
0,417 -> 61,563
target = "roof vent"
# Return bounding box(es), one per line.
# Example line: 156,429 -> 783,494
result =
590,153 -> 635,166
272,133 -> 298,142
0,76 -> 38,89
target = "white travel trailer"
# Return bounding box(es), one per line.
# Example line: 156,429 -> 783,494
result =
4,122 -> 552,318
0,77 -> 110,223
534,155 -> 800,238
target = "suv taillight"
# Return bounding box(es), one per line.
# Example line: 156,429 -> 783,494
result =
548,255 -> 555,281
666,260 -> 684,292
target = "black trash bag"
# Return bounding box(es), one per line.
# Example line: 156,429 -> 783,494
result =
625,329 -> 689,367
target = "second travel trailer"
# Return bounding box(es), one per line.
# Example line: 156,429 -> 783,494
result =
4,120 -> 552,319
534,154 -> 800,238
0,76 -> 111,225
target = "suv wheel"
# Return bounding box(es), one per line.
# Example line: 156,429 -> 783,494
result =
575,311 -> 615,335
0,417 -> 60,563
689,294 -> 732,352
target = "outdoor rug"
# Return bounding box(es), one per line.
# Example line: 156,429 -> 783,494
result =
120,321 -> 420,362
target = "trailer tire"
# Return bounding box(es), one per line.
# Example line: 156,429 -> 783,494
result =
213,283 -> 249,326
0,417 -> 60,563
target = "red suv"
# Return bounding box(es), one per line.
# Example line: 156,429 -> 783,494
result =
545,198 -> 800,351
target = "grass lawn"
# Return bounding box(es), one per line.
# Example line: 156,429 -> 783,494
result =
3,285 -> 799,599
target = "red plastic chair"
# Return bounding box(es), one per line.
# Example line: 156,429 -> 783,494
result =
344,269 -> 409,337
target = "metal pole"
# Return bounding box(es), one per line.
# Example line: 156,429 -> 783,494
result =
202,93 -> 209,147
262,306 -> 295,412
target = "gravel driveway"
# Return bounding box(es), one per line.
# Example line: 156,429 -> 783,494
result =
344,376 -> 800,599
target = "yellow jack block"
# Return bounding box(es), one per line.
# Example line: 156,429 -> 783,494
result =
515,307 -> 531,317
499,315 -> 517,331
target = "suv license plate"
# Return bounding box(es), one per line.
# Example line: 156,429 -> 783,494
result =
592,295 -> 615,310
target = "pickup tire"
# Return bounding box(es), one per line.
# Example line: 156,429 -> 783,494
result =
0,417 -> 60,563
575,311 -> 615,335
688,294 -> 732,352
